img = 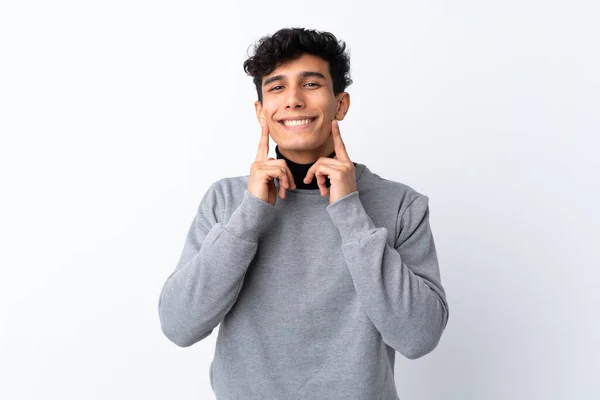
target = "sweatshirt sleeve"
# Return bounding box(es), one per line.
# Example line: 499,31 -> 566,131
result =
326,191 -> 449,360
158,184 -> 276,347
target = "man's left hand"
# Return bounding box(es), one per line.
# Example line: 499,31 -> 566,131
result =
303,120 -> 357,204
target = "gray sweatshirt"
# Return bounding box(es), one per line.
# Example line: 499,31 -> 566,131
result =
158,162 -> 449,400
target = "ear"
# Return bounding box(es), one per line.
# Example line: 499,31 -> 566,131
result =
254,100 -> 264,124
334,92 -> 350,121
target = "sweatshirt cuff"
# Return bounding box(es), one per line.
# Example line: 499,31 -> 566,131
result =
326,191 -> 377,243
223,190 -> 276,243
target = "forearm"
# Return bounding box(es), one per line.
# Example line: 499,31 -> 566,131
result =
340,228 -> 448,359
158,224 -> 258,347
158,190 -> 275,347
327,191 -> 449,359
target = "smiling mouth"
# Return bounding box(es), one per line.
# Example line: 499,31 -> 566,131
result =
279,117 -> 317,129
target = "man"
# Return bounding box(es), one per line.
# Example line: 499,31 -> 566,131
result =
158,27 -> 449,400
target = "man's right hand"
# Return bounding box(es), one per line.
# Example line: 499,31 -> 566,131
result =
248,117 -> 296,206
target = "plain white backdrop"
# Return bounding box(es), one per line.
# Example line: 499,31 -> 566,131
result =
1,0 -> 598,399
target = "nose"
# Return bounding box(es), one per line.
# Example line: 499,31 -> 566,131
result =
285,86 -> 305,109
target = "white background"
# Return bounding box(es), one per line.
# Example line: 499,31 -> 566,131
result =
1,1 -> 598,399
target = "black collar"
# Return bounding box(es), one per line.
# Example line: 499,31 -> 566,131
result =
275,145 -> 335,189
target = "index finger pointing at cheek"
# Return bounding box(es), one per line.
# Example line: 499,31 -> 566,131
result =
332,120 -> 350,161
256,117 -> 269,162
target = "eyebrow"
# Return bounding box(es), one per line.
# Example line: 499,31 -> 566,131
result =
263,71 -> 327,87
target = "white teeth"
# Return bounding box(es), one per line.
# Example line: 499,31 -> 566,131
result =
282,118 -> 314,127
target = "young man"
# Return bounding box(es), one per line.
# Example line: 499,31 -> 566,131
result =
158,27 -> 449,400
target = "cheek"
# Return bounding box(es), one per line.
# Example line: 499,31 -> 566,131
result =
317,97 -> 337,118
263,104 -> 280,123
318,106 -> 336,125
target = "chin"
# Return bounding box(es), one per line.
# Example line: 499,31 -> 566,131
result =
281,135 -> 328,151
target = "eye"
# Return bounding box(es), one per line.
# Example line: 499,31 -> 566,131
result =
269,85 -> 284,92
305,82 -> 321,88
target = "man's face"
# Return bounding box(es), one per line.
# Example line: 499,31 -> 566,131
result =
255,53 -> 349,163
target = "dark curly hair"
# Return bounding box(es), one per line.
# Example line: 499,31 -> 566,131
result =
243,27 -> 353,103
